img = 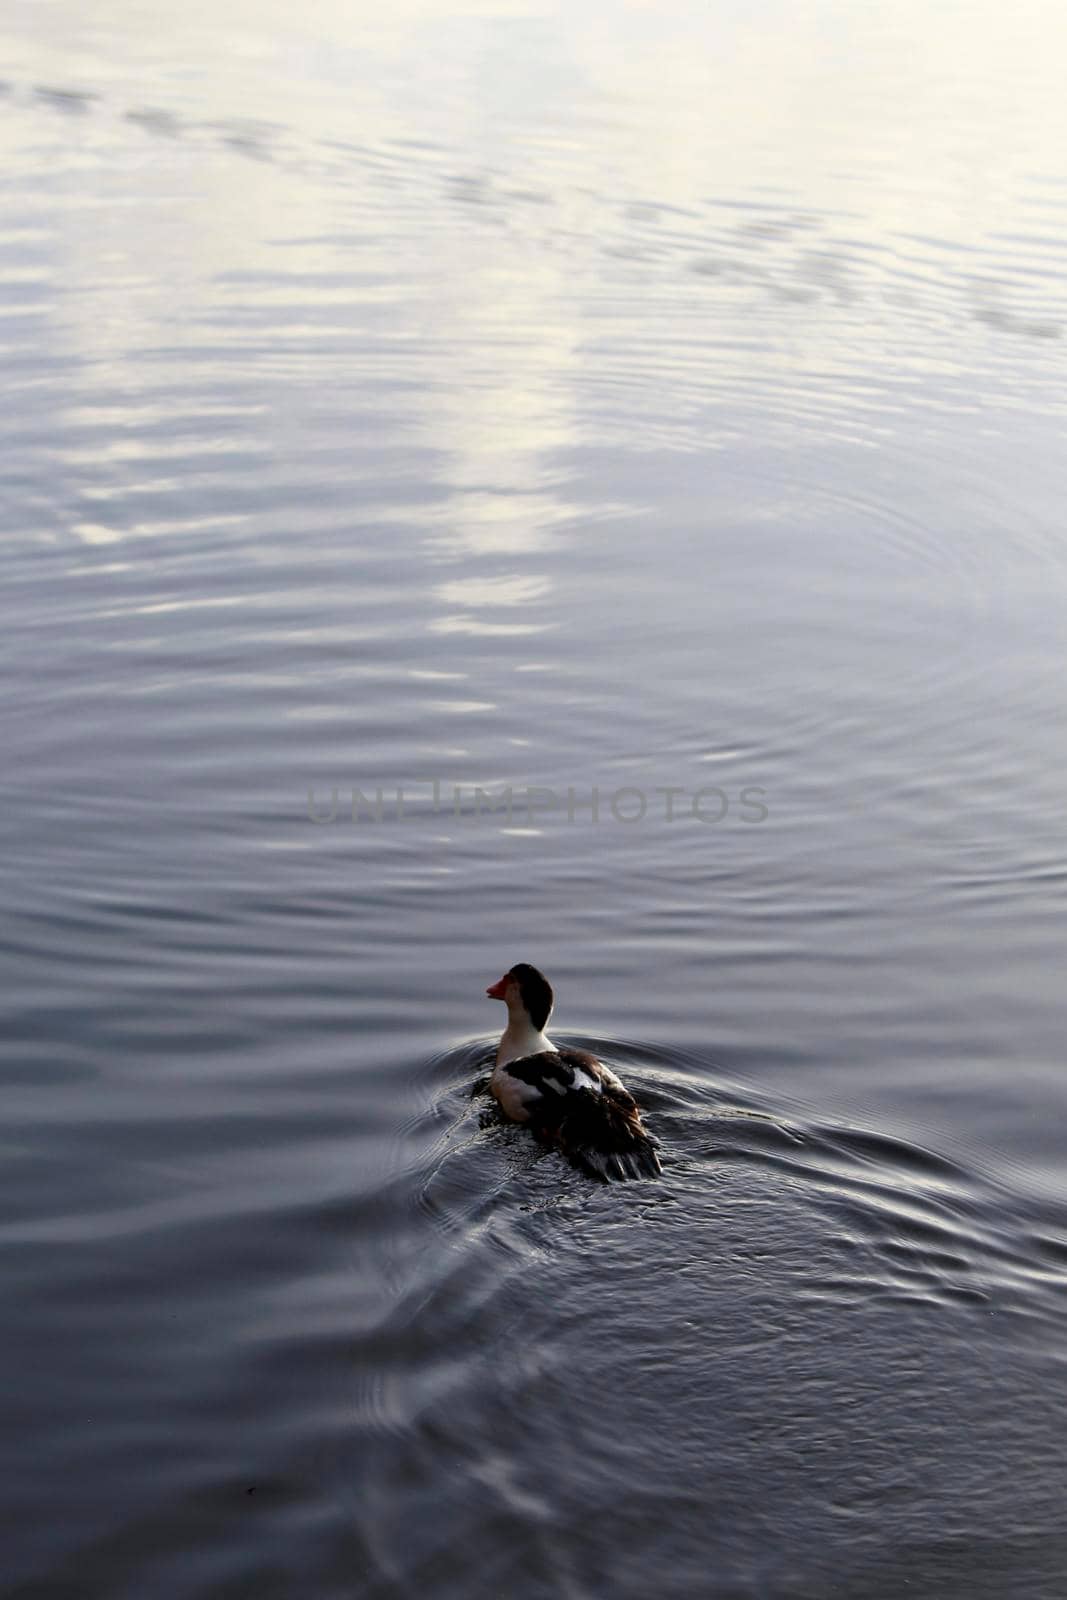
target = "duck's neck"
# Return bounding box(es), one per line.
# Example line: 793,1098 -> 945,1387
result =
496,1007 -> 552,1068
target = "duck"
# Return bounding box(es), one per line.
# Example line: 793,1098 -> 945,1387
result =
485,963 -> 661,1181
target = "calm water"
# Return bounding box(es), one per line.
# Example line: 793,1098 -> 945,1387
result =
4,2 -> 1067,1595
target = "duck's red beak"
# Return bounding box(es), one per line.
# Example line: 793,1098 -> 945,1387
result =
486,975 -> 509,1000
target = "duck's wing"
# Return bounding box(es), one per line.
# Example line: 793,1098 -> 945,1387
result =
557,1047 -> 628,1093
505,1050 -> 661,1181
502,1048 -> 609,1100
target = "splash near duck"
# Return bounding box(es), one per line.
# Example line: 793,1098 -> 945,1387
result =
486,964 -> 661,1182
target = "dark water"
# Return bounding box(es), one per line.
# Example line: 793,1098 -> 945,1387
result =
4,3 -> 1067,1595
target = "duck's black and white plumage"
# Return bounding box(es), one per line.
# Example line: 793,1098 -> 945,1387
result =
486,963 -> 661,1182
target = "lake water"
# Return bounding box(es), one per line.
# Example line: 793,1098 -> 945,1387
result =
4,3 -> 1067,1595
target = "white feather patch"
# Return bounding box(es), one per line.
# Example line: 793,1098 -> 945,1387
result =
570,1067 -> 601,1094
490,1066 -> 541,1123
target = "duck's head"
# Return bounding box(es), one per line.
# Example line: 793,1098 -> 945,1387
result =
486,963 -> 554,1031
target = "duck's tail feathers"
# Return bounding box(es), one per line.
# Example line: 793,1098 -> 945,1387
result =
553,1086 -> 661,1182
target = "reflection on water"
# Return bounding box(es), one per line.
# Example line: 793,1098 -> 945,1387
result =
3,1 -> 1067,1595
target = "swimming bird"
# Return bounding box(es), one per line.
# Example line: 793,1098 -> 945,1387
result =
486,963 -> 661,1181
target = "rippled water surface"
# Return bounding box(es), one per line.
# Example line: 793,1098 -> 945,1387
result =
4,3 -> 1067,1596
